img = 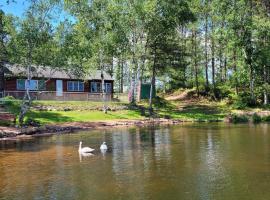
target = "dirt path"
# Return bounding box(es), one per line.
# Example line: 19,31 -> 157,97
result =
165,90 -> 190,101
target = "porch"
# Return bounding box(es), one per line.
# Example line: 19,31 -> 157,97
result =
2,91 -> 113,101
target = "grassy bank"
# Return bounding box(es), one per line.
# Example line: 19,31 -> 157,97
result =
2,98 -> 228,125
139,97 -> 228,121
2,91 -> 270,126
2,99 -> 144,125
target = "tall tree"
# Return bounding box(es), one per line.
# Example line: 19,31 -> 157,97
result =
147,0 -> 194,111
0,10 -> 7,94
10,0 -> 60,126
203,0 -> 209,91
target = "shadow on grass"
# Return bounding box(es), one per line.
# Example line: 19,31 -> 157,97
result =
27,111 -> 74,123
106,109 -> 143,120
152,97 -> 176,110
180,105 -> 222,114
4,100 -> 73,124
105,112 -> 130,120
160,104 -> 226,120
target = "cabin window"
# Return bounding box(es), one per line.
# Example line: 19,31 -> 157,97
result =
67,81 -> 84,92
17,79 -> 25,90
91,82 -> 101,93
38,80 -> 46,90
17,79 -> 45,91
105,83 -> 112,93
27,80 -> 38,90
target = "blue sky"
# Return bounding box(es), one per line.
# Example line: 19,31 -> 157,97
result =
1,0 -> 75,25
1,1 -> 29,17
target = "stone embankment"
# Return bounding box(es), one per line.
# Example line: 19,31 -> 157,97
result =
0,119 -> 185,140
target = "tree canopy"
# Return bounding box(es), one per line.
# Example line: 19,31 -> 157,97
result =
1,0 -> 270,109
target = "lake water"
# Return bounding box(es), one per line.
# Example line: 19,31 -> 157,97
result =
1,123 -> 270,200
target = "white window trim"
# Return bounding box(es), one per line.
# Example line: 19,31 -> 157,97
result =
67,81 -> 84,92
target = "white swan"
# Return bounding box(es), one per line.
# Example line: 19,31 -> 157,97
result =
100,142 -> 108,150
78,141 -> 95,153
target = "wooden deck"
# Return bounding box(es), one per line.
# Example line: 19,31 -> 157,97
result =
3,91 -> 113,101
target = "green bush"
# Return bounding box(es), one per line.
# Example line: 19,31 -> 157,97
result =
213,84 -> 233,100
4,96 -> 15,100
231,114 -> 249,123
231,92 -> 255,109
252,113 -> 262,123
262,115 -> 270,122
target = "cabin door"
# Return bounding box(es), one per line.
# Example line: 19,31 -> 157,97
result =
56,80 -> 63,96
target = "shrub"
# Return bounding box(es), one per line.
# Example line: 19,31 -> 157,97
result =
24,118 -> 41,127
231,114 -> 249,123
213,84 -> 233,100
262,115 -> 270,122
252,113 -> 262,123
231,92 -> 256,109
4,96 -> 15,100
2,96 -> 16,106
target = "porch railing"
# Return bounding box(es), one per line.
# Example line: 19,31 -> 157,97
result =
3,91 -> 113,102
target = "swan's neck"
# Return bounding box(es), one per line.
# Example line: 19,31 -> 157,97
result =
79,143 -> 82,151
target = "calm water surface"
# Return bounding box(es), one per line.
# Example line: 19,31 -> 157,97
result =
1,123 -> 270,200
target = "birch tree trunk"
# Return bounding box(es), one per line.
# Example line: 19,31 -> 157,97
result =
148,41 -> 158,115
149,54 -> 156,115
19,49 -> 33,126
99,48 -> 107,113
192,28 -> 199,97
233,0 -> 239,95
233,49 -> 239,95
101,70 -> 107,113
120,57 -> 124,93
211,19 -> 215,90
194,33 -> 199,97
204,8 -> 209,91
263,36 -> 268,105
263,64 -> 268,105
0,10 -> 6,93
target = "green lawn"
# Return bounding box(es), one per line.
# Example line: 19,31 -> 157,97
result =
2,98 -> 230,125
27,110 -> 144,124
138,98 -> 229,121
3,99 -> 144,124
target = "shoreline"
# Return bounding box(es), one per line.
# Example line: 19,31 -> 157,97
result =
2,110 -> 270,141
0,118 -> 223,141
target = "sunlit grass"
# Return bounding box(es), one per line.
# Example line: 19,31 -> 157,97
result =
3,98 -> 229,125
26,110 -> 144,124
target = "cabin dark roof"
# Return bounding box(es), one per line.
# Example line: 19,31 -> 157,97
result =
4,64 -> 113,81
